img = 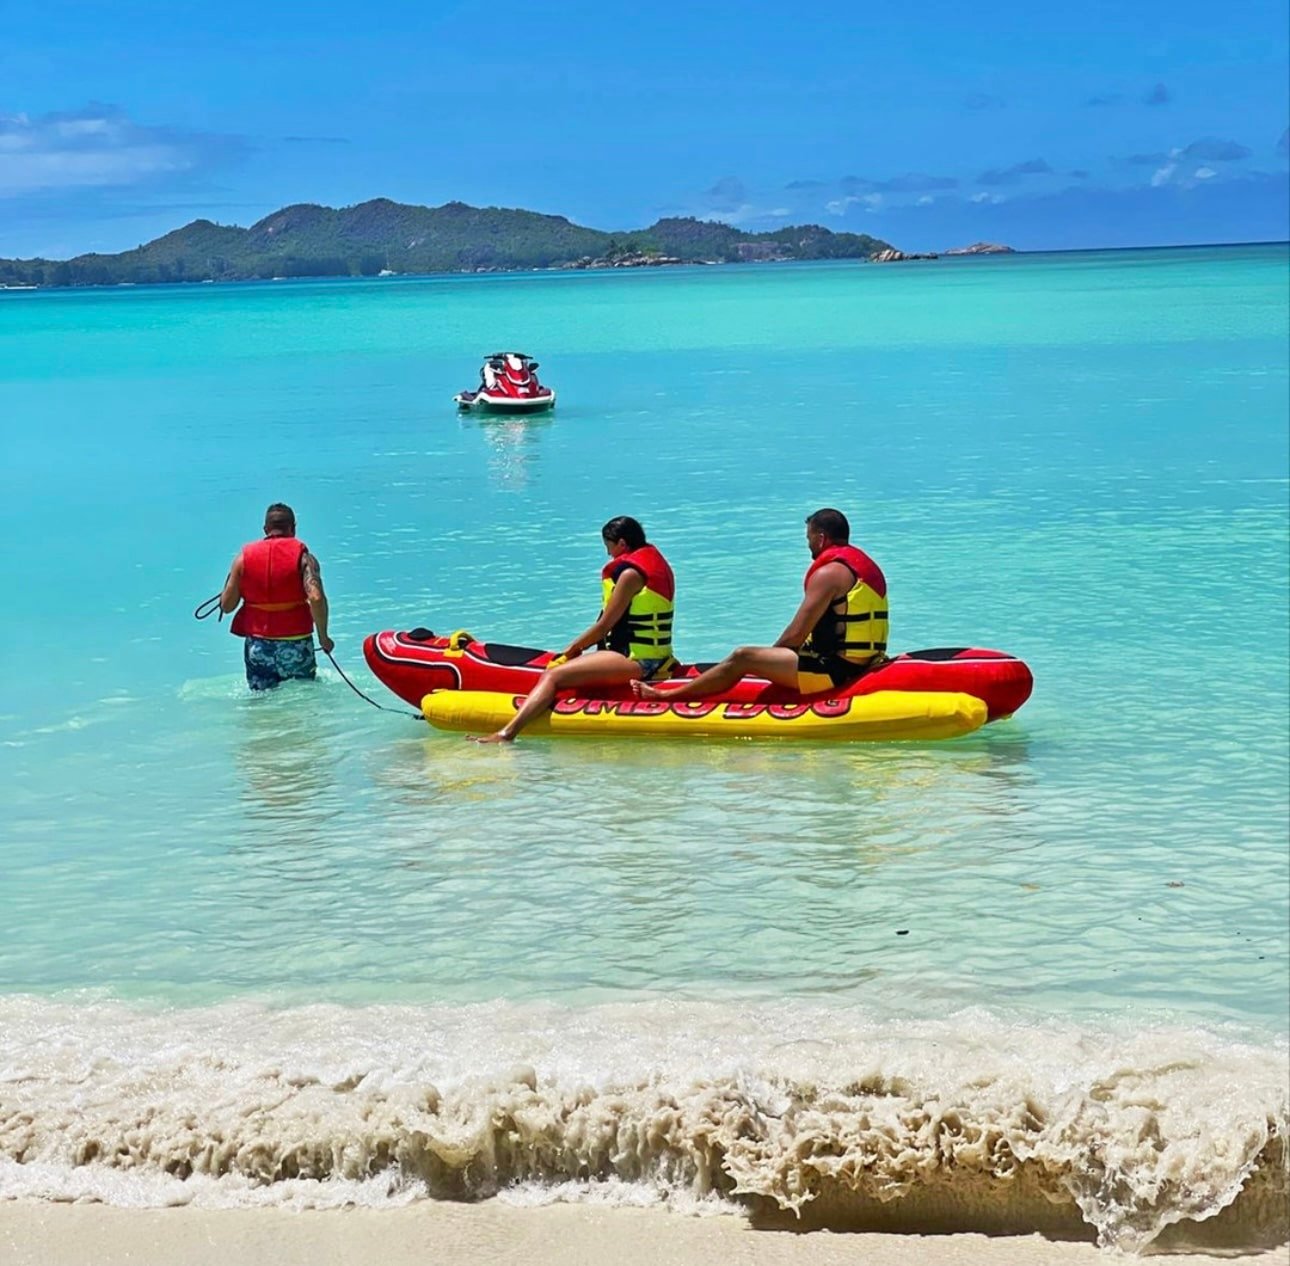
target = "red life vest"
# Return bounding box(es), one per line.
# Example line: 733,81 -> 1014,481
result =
230,536 -> 313,640
803,544 -> 889,664
602,544 -> 675,601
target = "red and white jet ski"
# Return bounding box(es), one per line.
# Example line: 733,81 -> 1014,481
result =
454,352 -> 556,414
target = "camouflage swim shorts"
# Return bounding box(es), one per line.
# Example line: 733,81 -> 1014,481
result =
243,636 -> 317,691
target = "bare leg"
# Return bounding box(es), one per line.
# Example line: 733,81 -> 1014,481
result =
473,651 -> 642,742
633,645 -> 800,701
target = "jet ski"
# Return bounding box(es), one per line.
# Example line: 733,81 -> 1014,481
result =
454,352 -> 556,413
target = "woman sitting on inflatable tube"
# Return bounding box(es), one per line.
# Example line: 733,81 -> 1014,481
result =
475,516 -> 678,743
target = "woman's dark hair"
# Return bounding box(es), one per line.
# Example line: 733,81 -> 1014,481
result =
601,515 -> 647,550
805,507 -> 850,544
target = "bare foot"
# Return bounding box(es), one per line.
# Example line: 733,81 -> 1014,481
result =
471,730 -> 514,744
631,680 -> 667,700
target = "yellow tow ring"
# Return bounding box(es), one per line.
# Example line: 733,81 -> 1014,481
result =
443,629 -> 474,658
446,628 -> 567,672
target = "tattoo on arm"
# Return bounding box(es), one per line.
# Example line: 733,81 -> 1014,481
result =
301,553 -> 323,600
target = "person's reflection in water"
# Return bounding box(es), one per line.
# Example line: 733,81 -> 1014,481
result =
365,733 -> 523,812
230,685 -> 339,855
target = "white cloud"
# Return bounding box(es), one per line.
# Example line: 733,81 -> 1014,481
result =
55,117 -> 115,140
825,192 -> 884,215
706,202 -> 792,226
1148,158 -> 1235,189
916,195 -> 934,206
970,192 -> 1005,205
0,105 -> 243,198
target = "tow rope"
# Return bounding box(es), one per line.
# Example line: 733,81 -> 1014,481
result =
194,592 -> 224,621
320,646 -> 423,720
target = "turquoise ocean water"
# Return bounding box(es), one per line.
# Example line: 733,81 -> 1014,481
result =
1,247 -> 1287,1247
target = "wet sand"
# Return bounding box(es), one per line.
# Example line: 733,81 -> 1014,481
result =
2,1202 -> 1286,1266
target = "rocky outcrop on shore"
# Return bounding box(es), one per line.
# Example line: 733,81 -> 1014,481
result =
869,248 -> 939,263
864,242 -> 1017,265
559,252 -> 690,270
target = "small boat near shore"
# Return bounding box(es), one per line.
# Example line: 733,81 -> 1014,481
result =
454,352 -> 555,413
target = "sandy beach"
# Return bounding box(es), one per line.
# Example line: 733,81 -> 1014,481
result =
2,1203 -> 1286,1266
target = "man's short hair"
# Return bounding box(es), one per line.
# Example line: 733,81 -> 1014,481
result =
264,503 -> 296,532
805,508 -> 850,544
601,515 -> 647,550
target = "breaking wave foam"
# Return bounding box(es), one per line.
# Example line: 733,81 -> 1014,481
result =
0,996 -> 1284,1252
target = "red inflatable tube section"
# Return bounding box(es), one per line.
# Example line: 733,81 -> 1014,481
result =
363,631 -> 1033,722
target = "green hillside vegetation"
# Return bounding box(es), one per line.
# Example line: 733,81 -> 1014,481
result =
0,199 -> 893,288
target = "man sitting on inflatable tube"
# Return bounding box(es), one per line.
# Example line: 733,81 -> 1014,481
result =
475,515 -> 678,742
635,507 -> 885,703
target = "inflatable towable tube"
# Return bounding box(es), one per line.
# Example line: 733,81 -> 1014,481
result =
363,629 -> 1033,721
423,689 -> 989,742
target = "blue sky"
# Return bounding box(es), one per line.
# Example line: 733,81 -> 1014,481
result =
2,0 -> 1287,257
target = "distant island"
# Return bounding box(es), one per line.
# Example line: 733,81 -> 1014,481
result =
0,199 -> 898,289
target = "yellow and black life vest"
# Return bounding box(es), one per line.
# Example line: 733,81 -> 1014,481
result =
802,544 -> 889,666
600,544 -> 675,663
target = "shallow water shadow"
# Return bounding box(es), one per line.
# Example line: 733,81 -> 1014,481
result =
743,1174 -> 1288,1256
230,682 -> 340,833
743,1178 -> 1093,1242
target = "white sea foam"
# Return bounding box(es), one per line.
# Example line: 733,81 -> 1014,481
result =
0,996 -> 1283,1251
176,675 -> 259,701
27,715 -> 95,734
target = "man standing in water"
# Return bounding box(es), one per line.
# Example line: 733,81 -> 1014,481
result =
220,503 -> 334,690
634,507 -> 886,700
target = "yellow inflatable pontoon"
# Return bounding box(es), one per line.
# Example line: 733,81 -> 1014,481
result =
423,689 -> 988,742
